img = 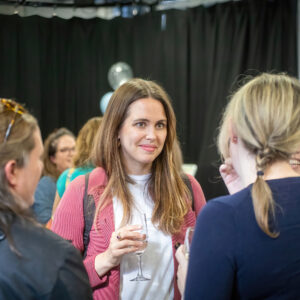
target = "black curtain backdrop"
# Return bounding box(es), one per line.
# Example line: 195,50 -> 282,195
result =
0,0 -> 297,200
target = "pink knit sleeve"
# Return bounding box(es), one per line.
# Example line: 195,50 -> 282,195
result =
186,174 -> 206,216
52,174 -> 110,287
51,175 -> 86,252
83,255 -> 111,288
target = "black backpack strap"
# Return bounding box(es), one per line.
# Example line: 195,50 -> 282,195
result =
83,173 -> 95,259
181,173 -> 195,211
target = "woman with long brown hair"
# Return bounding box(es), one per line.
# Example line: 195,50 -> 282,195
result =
52,78 -> 206,300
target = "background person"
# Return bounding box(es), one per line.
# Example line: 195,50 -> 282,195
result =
0,98 -> 92,300
51,117 -> 102,216
52,78 -> 206,300
183,73 -> 300,299
32,127 -> 76,224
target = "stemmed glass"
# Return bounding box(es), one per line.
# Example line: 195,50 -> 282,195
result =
130,213 -> 150,281
184,226 -> 194,260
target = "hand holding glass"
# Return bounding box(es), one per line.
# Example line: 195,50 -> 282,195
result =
130,213 -> 150,281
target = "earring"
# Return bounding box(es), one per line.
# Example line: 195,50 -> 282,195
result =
117,138 -> 121,147
232,136 -> 238,144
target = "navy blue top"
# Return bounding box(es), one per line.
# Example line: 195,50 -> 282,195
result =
32,176 -> 56,224
185,177 -> 300,300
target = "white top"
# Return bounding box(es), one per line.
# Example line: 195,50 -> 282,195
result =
113,174 -> 174,300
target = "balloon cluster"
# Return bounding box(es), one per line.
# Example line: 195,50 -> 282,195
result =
100,62 -> 133,114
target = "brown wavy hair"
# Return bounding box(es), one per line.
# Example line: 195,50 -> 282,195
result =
42,128 -> 75,180
93,78 -> 191,234
72,117 -> 102,168
0,99 -> 39,253
218,73 -> 300,237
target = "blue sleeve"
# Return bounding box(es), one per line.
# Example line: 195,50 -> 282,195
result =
184,200 -> 237,300
56,169 -> 69,198
32,176 -> 56,224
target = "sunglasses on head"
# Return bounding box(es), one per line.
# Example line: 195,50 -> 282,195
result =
1,98 -> 26,143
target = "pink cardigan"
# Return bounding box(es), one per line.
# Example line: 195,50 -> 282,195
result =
52,167 -> 206,300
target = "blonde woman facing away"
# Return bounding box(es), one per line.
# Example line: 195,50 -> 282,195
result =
52,78 -> 206,300
183,73 -> 300,299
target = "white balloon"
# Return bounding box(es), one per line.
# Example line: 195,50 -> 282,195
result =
108,62 -> 133,90
100,91 -> 113,114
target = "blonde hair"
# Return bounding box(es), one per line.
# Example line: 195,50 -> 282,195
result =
72,117 -> 102,168
93,78 -> 191,234
0,99 -> 39,252
218,73 -> 300,237
42,128 -> 75,180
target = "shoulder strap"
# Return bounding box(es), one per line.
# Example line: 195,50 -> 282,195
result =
83,173 -> 95,259
181,174 -> 195,211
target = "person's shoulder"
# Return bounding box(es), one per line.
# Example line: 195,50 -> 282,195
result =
38,176 -> 56,188
72,166 -> 94,179
90,167 -> 107,178
198,186 -> 252,224
57,169 -> 69,184
64,167 -> 107,196
56,170 -> 69,194
14,219 -> 80,259
0,219 -> 85,299
185,173 -> 197,184
210,185 -> 252,208
184,173 -> 202,190
35,176 -> 56,198
69,166 -> 106,184
88,167 -> 108,187
67,172 -> 88,189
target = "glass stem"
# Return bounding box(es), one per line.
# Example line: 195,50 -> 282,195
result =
137,254 -> 143,278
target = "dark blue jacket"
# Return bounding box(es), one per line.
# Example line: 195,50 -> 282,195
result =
0,217 -> 93,300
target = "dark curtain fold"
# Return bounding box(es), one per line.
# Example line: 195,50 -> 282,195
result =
189,0 -> 297,199
0,0 -> 297,200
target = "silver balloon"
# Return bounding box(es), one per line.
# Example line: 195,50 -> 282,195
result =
108,62 -> 133,90
100,91 -> 113,114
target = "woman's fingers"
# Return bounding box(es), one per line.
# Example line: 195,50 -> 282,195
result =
175,245 -> 188,296
219,158 -> 234,175
219,158 -> 244,195
175,245 -> 186,264
110,245 -> 140,257
108,225 -> 146,258
290,152 -> 300,174
95,224 -> 147,276
114,224 -> 143,239
111,238 -> 144,250
114,230 -> 145,242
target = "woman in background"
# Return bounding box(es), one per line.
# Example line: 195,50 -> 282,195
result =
32,127 -> 75,224
184,73 -> 300,299
52,78 -> 206,300
0,98 -> 92,299
52,117 -> 102,215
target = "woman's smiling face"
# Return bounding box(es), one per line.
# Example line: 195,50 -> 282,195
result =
118,97 -> 167,175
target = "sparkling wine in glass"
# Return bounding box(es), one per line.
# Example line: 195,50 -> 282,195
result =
184,226 -> 194,260
130,213 -> 150,281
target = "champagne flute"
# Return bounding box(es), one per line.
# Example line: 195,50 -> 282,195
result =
130,213 -> 150,281
184,226 -> 194,260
